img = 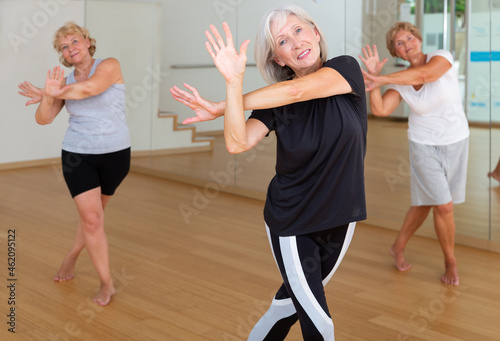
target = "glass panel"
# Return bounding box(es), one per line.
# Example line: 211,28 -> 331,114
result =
490,2 -> 500,241
466,0 -> 493,242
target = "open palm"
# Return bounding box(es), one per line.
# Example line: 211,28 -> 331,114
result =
18,81 -> 43,106
205,22 -> 250,84
170,83 -> 224,124
359,45 -> 388,76
44,66 -> 66,98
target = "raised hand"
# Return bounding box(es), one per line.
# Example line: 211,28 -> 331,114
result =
205,22 -> 250,84
359,45 -> 388,76
44,66 -> 66,98
170,83 -> 224,124
18,81 -> 43,106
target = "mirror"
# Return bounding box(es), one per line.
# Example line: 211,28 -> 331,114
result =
87,0 -> 496,250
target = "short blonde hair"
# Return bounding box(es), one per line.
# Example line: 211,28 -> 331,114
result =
386,22 -> 423,57
53,22 -> 96,67
255,5 -> 328,84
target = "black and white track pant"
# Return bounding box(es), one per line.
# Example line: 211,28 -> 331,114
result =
248,222 -> 356,341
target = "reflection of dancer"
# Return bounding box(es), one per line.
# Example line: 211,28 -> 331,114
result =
359,22 -> 469,285
171,5 -> 367,340
488,158 -> 500,182
18,22 -> 130,305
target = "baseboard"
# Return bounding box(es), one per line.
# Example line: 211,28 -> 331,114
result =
0,145 -> 213,172
0,157 -> 61,171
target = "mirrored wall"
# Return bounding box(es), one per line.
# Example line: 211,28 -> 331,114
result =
85,0 -> 499,251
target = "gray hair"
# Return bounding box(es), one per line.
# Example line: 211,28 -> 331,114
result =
255,4 -> 328,84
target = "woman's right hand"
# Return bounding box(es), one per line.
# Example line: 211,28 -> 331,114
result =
18,81 -> 43,106
359,44 -> 388,76
170,83 -> 225,124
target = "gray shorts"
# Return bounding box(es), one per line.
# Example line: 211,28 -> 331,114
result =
409,138 -> 469,206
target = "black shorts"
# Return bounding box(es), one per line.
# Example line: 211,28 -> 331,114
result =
61,148 -> 131,198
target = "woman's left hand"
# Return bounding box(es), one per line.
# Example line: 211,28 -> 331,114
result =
44,66 -> 66,98
205,22 -> 250,84
18,81 -> 43,106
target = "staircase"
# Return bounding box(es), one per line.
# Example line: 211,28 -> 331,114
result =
149,111 -> 213,155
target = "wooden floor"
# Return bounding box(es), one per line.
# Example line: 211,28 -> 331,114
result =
132,118 -> 500,252
1,165 -> 500,340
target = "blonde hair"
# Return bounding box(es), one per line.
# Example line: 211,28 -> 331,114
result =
386,22 -> 423,57
53,22 -> 96,67
255,4 -> 328,84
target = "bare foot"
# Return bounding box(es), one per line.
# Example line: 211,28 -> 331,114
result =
488,171 -> 500,182
54,254 -> 78,282
441,262 -> 459,286
389,246 -> 412,272
92,284 -> 116,306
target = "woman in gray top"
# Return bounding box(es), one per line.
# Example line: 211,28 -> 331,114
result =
18,22 -> 130,306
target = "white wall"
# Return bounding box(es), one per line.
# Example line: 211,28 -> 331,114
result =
0,0 -> 85,164
158,0 -> 364,133
0,0 -> 164,165
0,0 -> 365,165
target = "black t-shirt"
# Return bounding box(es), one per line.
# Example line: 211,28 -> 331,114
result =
249,56 -> 367,236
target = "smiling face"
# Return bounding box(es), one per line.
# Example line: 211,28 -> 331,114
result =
58,34 -> 91,66
271,14 -> 322,78
393,29 -> 422,60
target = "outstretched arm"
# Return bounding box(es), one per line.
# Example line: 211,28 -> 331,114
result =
172,50 -> 354,124
45,58 -> 124,100
27,71 -> 66,125
363,55 -> 452,91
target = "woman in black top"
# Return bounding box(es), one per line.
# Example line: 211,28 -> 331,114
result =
171,5 -> 366,340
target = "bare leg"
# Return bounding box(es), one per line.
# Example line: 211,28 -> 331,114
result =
54,219 -> 85,281
73,188 -> 115,305
488,158 -> 500,182
54,193 -> 112,282
433,201 -> 459,285
390,205 -> 431,271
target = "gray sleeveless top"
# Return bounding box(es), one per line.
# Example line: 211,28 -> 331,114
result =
62,59 -> 131,154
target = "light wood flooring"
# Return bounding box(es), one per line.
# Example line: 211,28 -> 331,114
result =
132,118 -> 500,252
0,164 -> 499,340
